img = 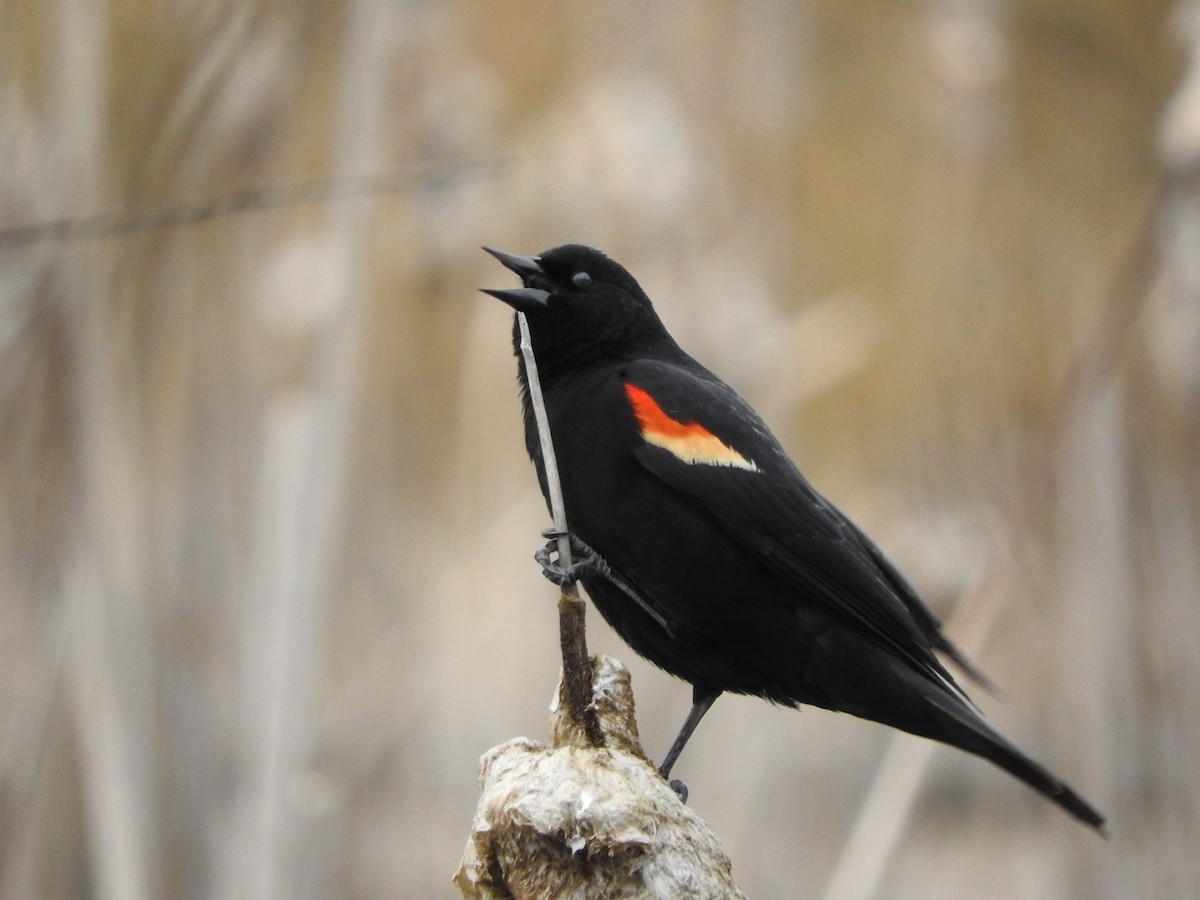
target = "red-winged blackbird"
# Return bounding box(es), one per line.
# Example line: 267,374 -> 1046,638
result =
482,243 -> 1106,832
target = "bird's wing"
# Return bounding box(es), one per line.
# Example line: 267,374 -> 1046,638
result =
617,359 -> 964,692
837,515 -> 993,687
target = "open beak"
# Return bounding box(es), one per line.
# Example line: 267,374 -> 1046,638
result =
480,246 -> 551,311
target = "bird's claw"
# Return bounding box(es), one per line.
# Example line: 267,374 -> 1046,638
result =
667,778 -> 689,804
535,529 -> 611,586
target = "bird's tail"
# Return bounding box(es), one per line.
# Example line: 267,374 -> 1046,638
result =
922,690 -> 1108,834
965,721 -> 1106,834
850,659 -> 1107,833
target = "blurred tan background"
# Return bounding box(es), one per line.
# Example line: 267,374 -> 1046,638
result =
2,1 -> 1198,897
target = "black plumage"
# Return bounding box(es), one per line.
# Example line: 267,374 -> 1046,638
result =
482,243 -> 1105,832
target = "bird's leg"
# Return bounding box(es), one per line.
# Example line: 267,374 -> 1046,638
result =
535,529 -> 676,635
535,528 -> 611,586
658,686 -> 721,802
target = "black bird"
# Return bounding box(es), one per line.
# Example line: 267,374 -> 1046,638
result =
482,243 -> 1106,832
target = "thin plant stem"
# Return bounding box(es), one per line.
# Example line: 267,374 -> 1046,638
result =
516,312 -> 603,747
0,158 -> 505,252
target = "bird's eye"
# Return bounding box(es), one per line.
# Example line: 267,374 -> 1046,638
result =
572,271 -> 592,288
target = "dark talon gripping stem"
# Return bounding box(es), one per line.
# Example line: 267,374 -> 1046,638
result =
534,529 -> 674,635
668,779 -> 689,804
534,529 -> 612,586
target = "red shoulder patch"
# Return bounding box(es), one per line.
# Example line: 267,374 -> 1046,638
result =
624,383 -> 759,472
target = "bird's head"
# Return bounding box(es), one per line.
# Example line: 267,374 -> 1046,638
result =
481,244 -> 670,369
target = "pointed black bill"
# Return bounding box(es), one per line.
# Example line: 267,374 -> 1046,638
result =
481,246 -> 550,311
479,286 -> 552,311
482,246 -> 543,279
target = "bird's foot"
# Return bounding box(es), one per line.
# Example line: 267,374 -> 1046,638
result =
666,778 -> 689,804
535,528 -> 613,586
